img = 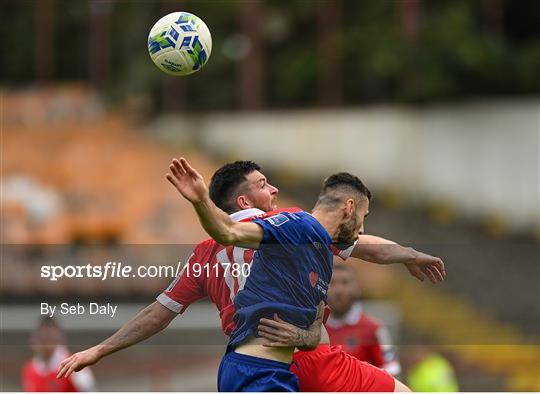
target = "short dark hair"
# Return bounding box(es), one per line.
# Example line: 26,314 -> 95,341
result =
315,172 -> 371,209
209,161 -> 261,213
322,172 -> 371,199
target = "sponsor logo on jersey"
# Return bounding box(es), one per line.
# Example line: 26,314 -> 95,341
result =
264,214 -> 289,227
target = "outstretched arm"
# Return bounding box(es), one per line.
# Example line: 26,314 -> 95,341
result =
57,302 -> 176,379
351,235 -> 446,283
166,158 -> 263,249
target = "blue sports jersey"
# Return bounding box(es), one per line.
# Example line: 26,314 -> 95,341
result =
229,210 -> 333,347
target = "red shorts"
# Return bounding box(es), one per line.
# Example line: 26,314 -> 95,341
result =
291,344 -> 395,392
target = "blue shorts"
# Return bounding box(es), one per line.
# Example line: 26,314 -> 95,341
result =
217,350 -> 299,392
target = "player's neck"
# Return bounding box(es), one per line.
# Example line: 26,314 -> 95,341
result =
311,209 -> 341,241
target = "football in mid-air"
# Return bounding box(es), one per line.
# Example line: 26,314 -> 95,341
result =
148,12 -> 212,76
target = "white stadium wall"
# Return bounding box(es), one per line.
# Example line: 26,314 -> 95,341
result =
157,99 -> 539,231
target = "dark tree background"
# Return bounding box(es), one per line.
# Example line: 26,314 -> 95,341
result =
2,0 -> 539,111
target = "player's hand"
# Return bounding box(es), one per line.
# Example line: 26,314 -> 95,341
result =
258,314 -> 318,349
405,251 -> 446,283
166,157 -> 208,204
56,348 -> 100,379
258,314 -> 303,347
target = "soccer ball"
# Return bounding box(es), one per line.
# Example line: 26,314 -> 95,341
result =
148,12 -> 212,76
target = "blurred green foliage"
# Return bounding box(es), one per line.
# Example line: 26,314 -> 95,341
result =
1,0 -> 539,110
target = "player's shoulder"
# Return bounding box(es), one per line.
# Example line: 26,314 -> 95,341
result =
252,207 -> 307,226
252,208 -> 333,247
259,208 -> 331,242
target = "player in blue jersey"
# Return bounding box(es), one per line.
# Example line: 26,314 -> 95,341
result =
167,157 -> 373,392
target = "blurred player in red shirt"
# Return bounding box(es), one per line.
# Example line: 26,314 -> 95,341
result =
326,263 -> 401,375
22,317 -> 95,392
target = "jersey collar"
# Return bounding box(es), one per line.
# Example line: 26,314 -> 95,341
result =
229,208 -> 265,222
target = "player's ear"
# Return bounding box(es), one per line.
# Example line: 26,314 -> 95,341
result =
344,199 -> 355,218
236,194 -> 253,209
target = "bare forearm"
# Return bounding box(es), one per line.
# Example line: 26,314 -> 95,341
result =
93,302 -> 174,359
258,303 -> 324,350
192,195 -> 237,245
352,235 -> 417,265
192,195 -> 263,249
297,302 -> 324,350
296,324 -> 322,350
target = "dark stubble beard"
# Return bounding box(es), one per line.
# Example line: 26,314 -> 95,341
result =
334,213 -> 358,249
